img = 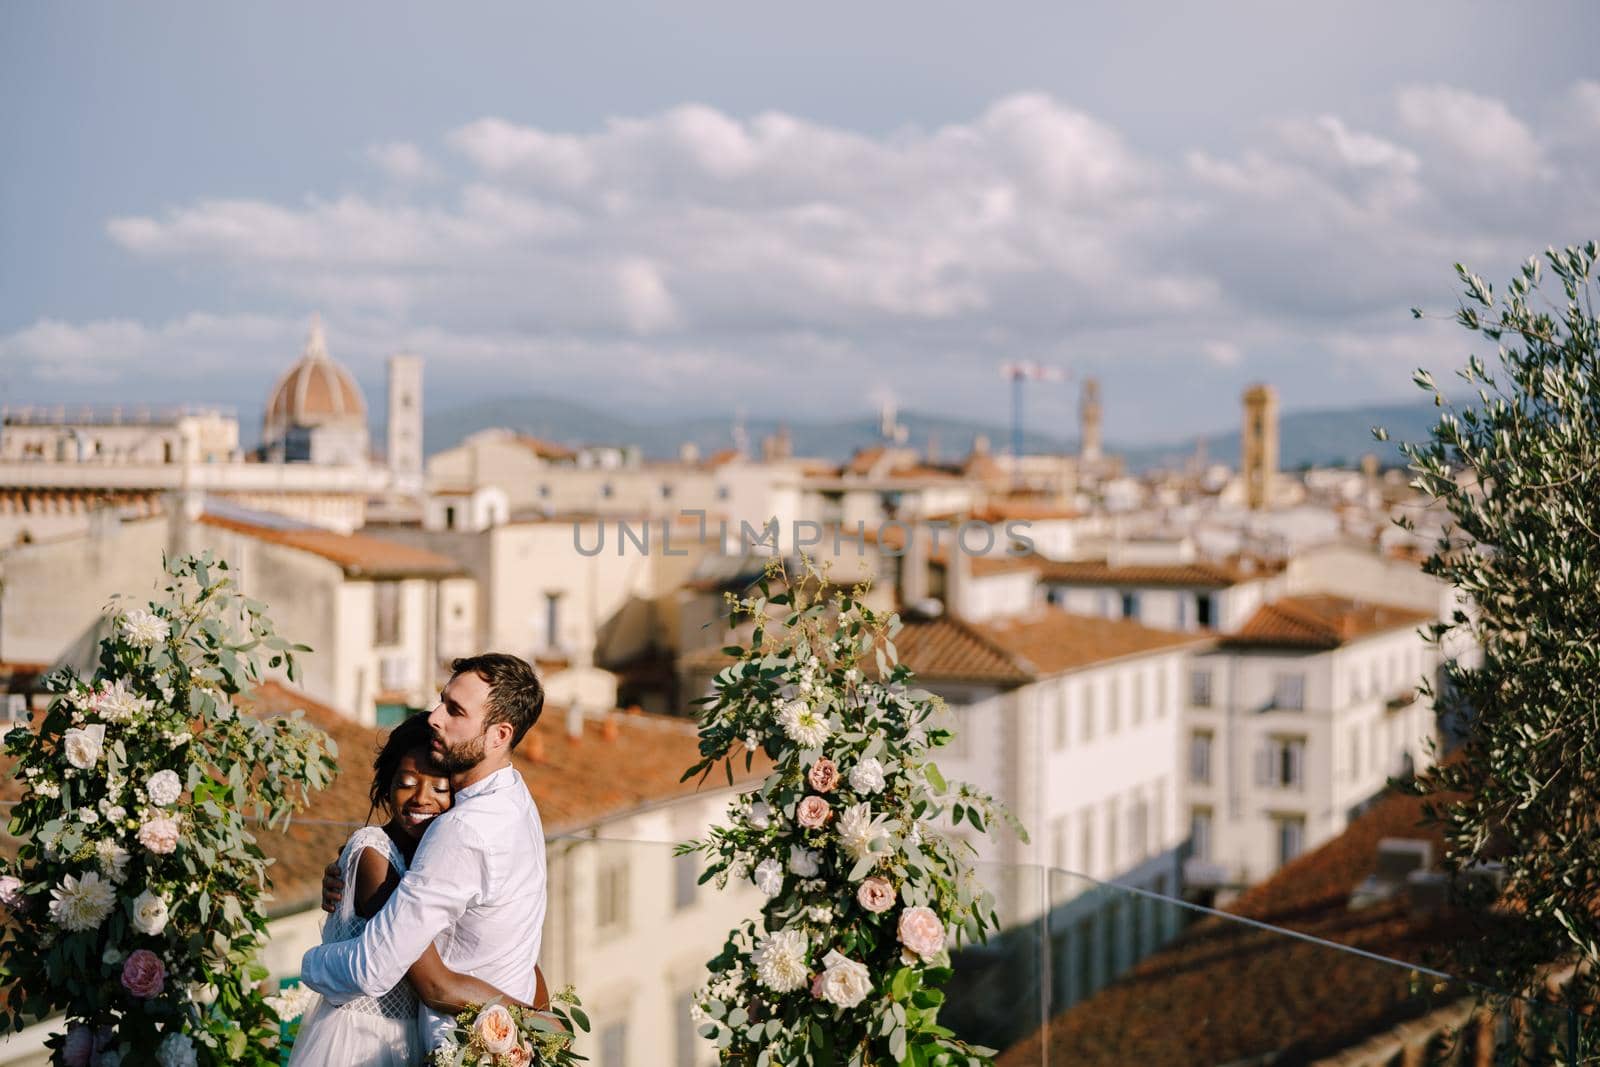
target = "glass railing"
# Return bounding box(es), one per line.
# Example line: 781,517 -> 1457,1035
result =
0,817 -> 1590,1066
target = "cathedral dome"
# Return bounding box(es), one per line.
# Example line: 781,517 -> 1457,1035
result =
265,316 -> 367,432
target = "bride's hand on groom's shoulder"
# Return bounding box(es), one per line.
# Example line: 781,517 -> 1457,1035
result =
321,859 -> 344,913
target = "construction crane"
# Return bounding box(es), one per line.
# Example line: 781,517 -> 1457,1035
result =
998,361 -> 1069,490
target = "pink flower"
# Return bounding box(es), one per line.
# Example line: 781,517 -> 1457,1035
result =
897,906 -> 946,962
137,816 -> 180,855
810,971 -> 828,999
807,757 -> 839,794
473,1004 -> 517,1055
121,949 -> 166,998
796,796 -> 832,829
503,1044 -> 532,1067
0,875 -> 23,911
857,876 -> 896,914
63,1023 -> 94,1067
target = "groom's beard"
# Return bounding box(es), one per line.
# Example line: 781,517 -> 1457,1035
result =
433,729 -> 488,775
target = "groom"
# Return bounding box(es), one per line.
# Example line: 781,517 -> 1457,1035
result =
301,653 -> 548,1049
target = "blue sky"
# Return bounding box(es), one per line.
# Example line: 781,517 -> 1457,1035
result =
3,2 -> 1598,442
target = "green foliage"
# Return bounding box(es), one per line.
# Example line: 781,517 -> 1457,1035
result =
0,552 -> 338,1064
680,559 -> 1022,1066
1398,243 -> 1600,1053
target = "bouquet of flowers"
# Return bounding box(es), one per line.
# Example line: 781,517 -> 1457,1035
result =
431,987 -> 590,1066
0,553 -> 338,1065
680,560 -> 1025,1066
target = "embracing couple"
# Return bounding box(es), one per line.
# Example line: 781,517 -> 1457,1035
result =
292,653 -> 551,1066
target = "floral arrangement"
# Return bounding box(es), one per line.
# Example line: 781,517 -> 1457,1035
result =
680,561 -> 1024,1066
0,553 -> 338,1065
431,987 -> 590,1066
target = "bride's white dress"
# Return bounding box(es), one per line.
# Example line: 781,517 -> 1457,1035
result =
288,826 -> 421,1067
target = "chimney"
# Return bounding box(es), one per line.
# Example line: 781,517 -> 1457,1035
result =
900,522 -> 930,606
945,536 -> 972,618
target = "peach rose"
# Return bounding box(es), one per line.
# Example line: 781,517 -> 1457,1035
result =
807,757 -> 839,794
137,816 -> 180,855
796,795 -> 832,829
474,1003 -> 517,1055
898,905 -> 946,962
121,948 -> 166,998
856,876 -> 896,913
503,1044 -> 532,1067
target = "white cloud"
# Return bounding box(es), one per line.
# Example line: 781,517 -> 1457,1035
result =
31,85 -> 1590,425
366,141 -> 440,183
1396,84 -> 1546,184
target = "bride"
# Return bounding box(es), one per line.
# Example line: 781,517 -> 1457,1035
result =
288,713 -> 543,1065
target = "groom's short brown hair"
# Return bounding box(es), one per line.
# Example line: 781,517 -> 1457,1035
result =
451,653 -> 545,747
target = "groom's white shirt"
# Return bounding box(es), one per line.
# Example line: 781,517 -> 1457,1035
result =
300,764 -> 547,1048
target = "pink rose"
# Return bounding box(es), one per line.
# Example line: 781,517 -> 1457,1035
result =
503,1044 -> 532,1067
796,796 -> 832,829
807,757 -> 839,794
898,905 -> 946,962
0,875 -> 24,911
121,949 -> 166,998
137,816 -> 180,855
63,1023 -> 94,1067
474,1004 -> 517,1055
810,970 -> 828,999
857,876 -> 896,914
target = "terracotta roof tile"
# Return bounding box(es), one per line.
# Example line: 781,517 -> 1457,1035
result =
198,513 -> 465,580
1032,557 -> 1276,588
511,435 -> 576,462
1226,595 -> 1434,651
891,616 -> 1035,684
998,789 -> 1464,1066
972,611 -> 1211,676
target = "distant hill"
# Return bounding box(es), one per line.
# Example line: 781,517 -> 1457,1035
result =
410,395 -> 1442,472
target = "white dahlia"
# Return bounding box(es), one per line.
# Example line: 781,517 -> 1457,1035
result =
119,609 -> 170,647
752,928 -> 810,993
775,699 -> 830,749
48,871 -> 116,932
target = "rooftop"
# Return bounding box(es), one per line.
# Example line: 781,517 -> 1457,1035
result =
1030,556 -> 1279,589
198,512 -> 465,580
1225,594 -> 1434,650
1000,788 -> 1461,1066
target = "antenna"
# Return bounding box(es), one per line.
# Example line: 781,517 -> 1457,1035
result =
998,361 -> 1069,490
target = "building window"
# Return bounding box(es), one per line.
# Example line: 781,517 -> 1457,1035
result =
1275,815 -> 1306,866
673,853 -> 699,911
1190,669 -> 1213,708
1155,669 -> 1168,718
1348,726 -> 1362,780
1153,778 -> 1167,848
1273,673 -> 1306,711
1106,797 -> 1121,869
1079,808 -> 1095,876
1188,731 -> 1213,784
1259,736 -> 1306,790
1108,677 -> 1121,734
716,484 -> 731,500
1052,815 -> 1071,869
1190,807 -> 1213,861
1196,593 -> 1215,629
600,482 -> 614,499
660,482 -> 674,499
596,857 -> 630,934
1074,917 -> 1095,1000
538,483 -> 551,499
544,592 -> 562,652
601,1022 -> 628,1066
1119,591 -> 1140,620
1129,791 -> 1149,861
373,581 -> 402,647
443,505 -> 457,530
675,991 -> 698,1067
1080,684 -> 1096,742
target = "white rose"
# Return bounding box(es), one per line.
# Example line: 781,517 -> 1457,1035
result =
105,806 -> 127,825
63,724 -> 106,770
746,799 -> 772,830
120,608 -> 170,647
155,1033 -> 196,1067
848,757 -> 886,795
788,848 -> 820,878
145,770 -> 182,807
815,950 -> 872,1008
131,889 -> 169,935
753,858 -> 784,898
